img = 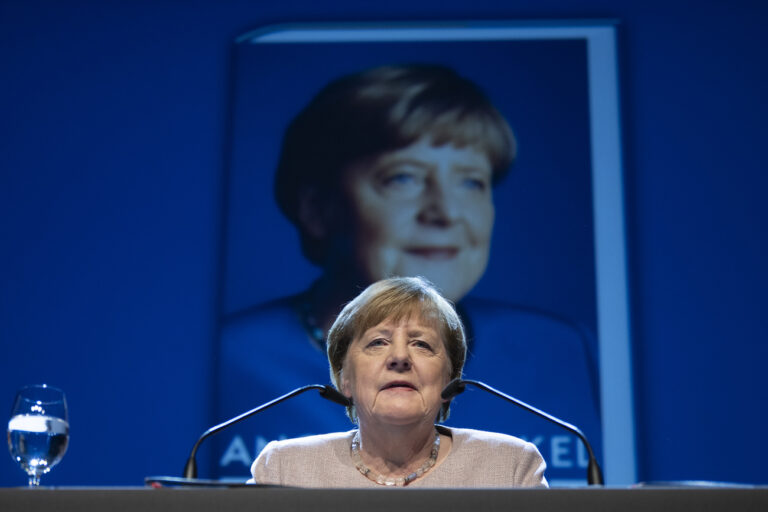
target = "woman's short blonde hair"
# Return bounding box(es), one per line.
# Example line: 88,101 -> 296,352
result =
275,64 -> 515,265
327,276 -> 467,423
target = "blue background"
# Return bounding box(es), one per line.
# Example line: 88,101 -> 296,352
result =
1,0 -> 766,486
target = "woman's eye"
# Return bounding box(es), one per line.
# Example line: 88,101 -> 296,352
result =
382,172 -> 417,187
462,177 -> 488,191
367,338 -> 387,348
413,340 -> 434,351
376,163 -> 427,190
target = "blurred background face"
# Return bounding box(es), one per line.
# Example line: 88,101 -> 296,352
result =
339,136 -> 494,302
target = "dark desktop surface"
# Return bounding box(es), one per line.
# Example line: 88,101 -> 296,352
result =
2,485 -> 767,512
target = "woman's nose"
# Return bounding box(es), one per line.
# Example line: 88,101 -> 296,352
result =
386,349 -> 412,372
417,177 -> 459,226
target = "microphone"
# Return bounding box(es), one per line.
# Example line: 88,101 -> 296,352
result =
183,384 -> 350,479
442,378 -> 604,486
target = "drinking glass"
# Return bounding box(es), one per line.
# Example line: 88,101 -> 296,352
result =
7,384 -> 69,487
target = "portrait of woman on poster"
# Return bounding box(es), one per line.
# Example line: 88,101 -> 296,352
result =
217,63 -> 600,482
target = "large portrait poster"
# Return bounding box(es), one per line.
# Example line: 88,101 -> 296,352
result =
214,21 -> 633,486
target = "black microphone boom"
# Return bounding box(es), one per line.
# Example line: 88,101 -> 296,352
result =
183,384 -> 350,479
441,378 -> 604,486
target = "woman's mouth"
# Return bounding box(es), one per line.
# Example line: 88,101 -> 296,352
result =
404,247 -> 459,260
381,381 -> 417,391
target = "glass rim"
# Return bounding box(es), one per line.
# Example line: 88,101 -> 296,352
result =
16,384 -> 66,404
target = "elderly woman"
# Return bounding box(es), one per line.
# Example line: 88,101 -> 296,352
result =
250,277 -> 547,488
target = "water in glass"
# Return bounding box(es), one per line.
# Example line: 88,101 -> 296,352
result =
7,385 -> 69,486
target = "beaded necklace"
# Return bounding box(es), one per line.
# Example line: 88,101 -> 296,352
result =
350,430 -> 440,486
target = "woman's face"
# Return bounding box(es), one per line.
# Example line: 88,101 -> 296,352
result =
341,313 -> 452,428
340,137 -> 494,302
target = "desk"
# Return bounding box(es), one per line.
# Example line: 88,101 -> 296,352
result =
2,487 -> 767,512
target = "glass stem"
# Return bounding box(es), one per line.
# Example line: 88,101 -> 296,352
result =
28,473 -> 41,487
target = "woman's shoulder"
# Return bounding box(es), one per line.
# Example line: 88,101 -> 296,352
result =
265,430 -> 354,453
460,297 -> 593,341
444,426 -> 544,464
434,427 -> 548,488
218,295 -> 310,352
222,295 -> 300,331
447,426 -> 536,449
252,431 -> 357,486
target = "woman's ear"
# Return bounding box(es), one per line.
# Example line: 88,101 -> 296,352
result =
340,369 -> 353,399
297,187 -> 331,239
441,373 -> 452,403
